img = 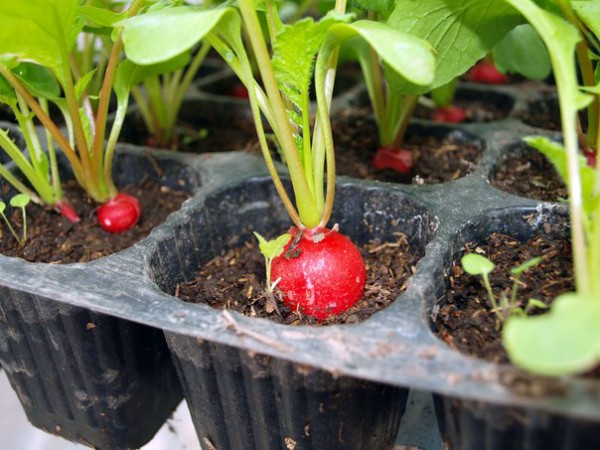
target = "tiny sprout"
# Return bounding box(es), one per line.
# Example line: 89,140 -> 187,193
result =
254,232 -> 291,292
461,252 -> 544,322
461,253 -> 499,315
10,193 -> 30,245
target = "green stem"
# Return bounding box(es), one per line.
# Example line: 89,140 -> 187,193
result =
131,85 -> 157,136
0,212 -> 20,245
238,0 -> 319,228
483,274 -> 500,316
0,131 -> 53,204
93,0 -> 145,201
61,46 -> 96,195
390,95 -> 418,149
0,66 -> 83,179
39,98 -> 63,201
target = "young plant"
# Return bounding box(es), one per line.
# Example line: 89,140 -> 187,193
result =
0,193 -> 30,246
354,0 -> 523,174
461,253 -> 545,323
130,40 -> 212,149
0,0 -> 160,234
121,1 -> 435,319
254,232 -> 292,292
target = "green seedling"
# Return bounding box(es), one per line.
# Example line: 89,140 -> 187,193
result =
10,193 -> 30,244
254,232 -> 292,292
0,193 -> 30,246
461,252 -> 544,322
120,0 -> 435,319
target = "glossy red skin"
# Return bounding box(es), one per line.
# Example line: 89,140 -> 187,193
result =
56,200 -> 80,223
431,105 -> 467,123
372,147 -> 413,173
467,60 -> 509,85
97,193 -> 140,234
271,227 -> 366,320
584,150 -> 597,168
231,83 -> 249,99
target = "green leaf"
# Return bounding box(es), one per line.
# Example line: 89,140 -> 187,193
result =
526,298 -> 548,310
504,292 -> 600,375
572,1 -> 600,38
13,63 -> 61,100
386,0 -> 523,92
120,6 -> 236,65
254,232 -> 292,260
272,13 -> 350,125
0,73 -> 16,105
492,24 -> 551,80
10,193 -> 30,208
0,0 -> 84,77
510,256 -> 542,276
74,69 -> 98,101
525,136 -> 598,216
350,0 -> 394,19
0,202 -> 5,214
328,20 -> 435,88
79,5 -> 127,27
461,253 -> 495,276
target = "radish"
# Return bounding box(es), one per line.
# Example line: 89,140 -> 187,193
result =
271,226 -> 366,320
431,105 -> 467,123
583,149 -> 596,168
56,200 -> 81,223
372,147 -> 413,173
230,82 -> 249,99
97,193 -> 140,233
467,60 -> 509,84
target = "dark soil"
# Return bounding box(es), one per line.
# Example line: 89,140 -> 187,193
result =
177,232 -> 420,326
333,108 -> 481,184
414,98 -> 508,123
491,149 -> 567,201
0,178 -> 189,263
434,232 -> 574,364
119,113 -> 258,153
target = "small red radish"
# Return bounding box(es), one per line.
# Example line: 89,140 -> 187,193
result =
231,83 -> 249,99
271,226 -> 366,320
56,200 -> 81,223
431,105 -> 467,123
372,147 -> 413,173
97,193 -> 140,233
467,60 -> 509,84
584,149 -> 597,168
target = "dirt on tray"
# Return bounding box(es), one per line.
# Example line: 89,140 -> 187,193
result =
177,232 -> 421,326
0,177 -> 189,263
434,232 -> 574,364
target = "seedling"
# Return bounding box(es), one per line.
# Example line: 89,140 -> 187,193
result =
121,0 -> 435,319
461,253 -> 544,323
0,0 -> 167,233
0,193 -> 30,246
254,232 -> 291,292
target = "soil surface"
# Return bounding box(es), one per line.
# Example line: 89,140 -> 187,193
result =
177,232 -> 420,326
491,149 -> 567,201
434,232 -> 574,363
0,178 -> 189,263
119,113 -> 258,153
333,108 -> 481,184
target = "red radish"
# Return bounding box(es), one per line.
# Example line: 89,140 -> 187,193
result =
467,60 -> 509,84
97,193 -> 140,233
271,226 -> 366,320
431,105 -> 467,123
372,147 -> 413,173
231,83 -> 249,99
584,149 -> 597,168
56,200 -> 80,223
